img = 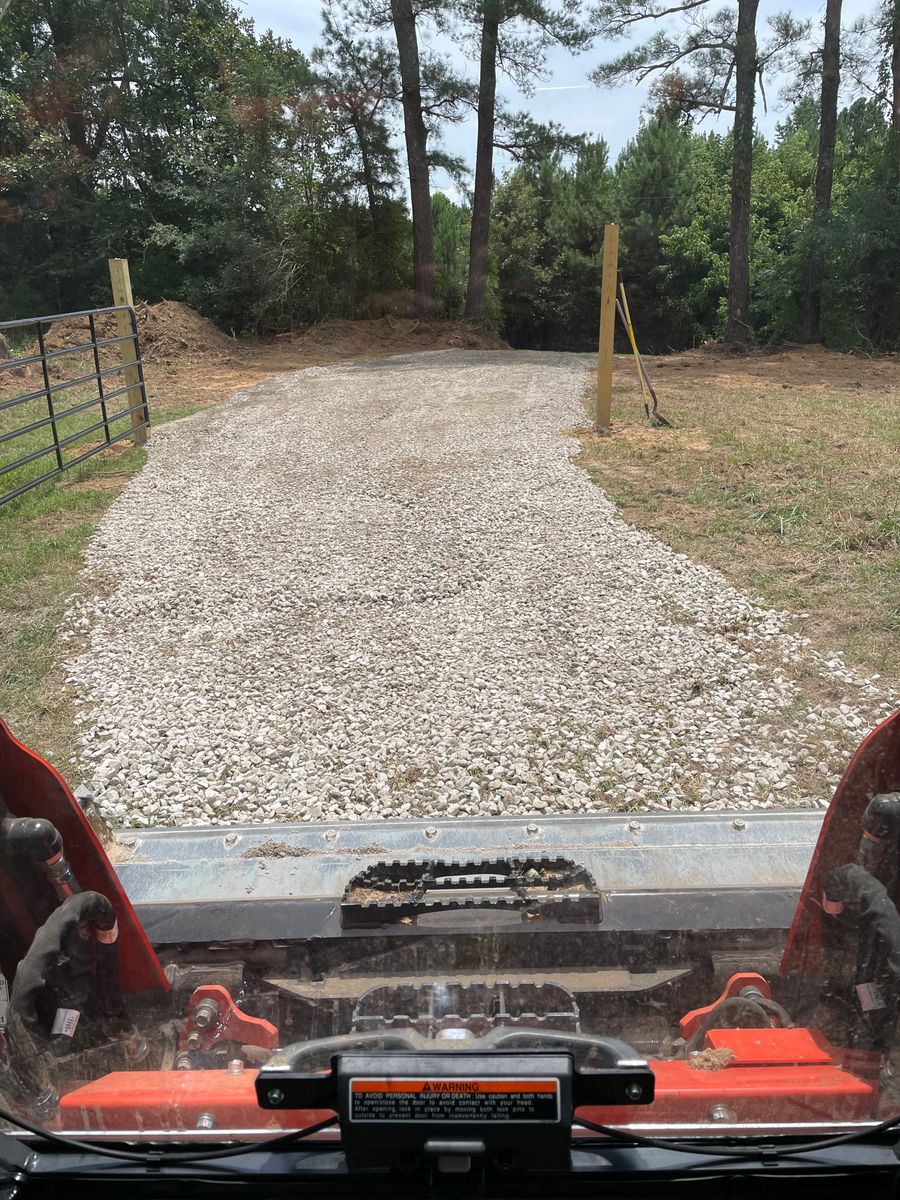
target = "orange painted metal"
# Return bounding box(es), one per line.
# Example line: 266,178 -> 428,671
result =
58,1069 -> 332,1131
703,1027 -> 832,1066
678,972 -> 771,1039
179,984 -> 278,1052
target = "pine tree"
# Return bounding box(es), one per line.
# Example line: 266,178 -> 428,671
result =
591,0 -> 807,344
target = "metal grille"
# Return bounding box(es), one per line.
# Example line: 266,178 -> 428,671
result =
0,305 -> 150,507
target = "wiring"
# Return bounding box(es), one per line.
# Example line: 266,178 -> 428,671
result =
0,1106 -> 338,1165
576,1111 -> 900,1161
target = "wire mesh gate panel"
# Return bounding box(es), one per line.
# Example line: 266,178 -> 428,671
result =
0,305 -> 150,506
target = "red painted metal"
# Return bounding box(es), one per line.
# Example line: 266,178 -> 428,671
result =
579,1059 -> 874,1126
678,972 -> 771,1039
59,1035 -> 876,1133
0,716 -> 168,995
782,708 -> 900,976
703,1027 -> 831,1066
180,985 -> 279,1052
58,1069 -> 332,1131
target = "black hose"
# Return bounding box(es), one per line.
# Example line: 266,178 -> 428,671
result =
7,891 -> 119,1112
683,996 -> 774,1055
824,862 -> 900,984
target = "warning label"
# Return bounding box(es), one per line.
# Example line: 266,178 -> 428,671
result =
349,1077 -> 560,1123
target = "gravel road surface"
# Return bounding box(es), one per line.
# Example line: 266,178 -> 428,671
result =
64,350 -> 894,827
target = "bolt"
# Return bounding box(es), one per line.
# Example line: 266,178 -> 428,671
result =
192,998 -> 220,1030
709,1104 -> 735,1123
628,820 -> 642,834
625,1083 -> 644,1102
175,1051 -> 195,1070
525,823 -> 539,835
196,1112 -> 217,1130
120,835 -> 136,848
224,832 -> 237,847
228,1059 -> 245,1074
186,1031 -> 203,1051
267,1088 -> 285,1106
732,818 -> 747,831
425,825 -> 438,839
324,829 -> 338,844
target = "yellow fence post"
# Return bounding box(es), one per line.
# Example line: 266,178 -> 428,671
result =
107,258 -> 147,447
595,223 -> 619,433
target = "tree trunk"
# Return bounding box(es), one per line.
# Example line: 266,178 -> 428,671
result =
390,0 -> 437,317
724,0 -> 759,344
891,0 -> 900,170
464,3 -> 500,322
801,0 -> 842,343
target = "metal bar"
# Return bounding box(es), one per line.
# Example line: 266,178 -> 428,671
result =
0,440 -> 59,477
56,414 -> 117,451
0,304 -> 134,331
59,407 -> 149,456
0,441 -> 60,477
0,463 -> 61,504
0,385 -> 57,412
51,392 -> 105,425
88,312 -> 111,445
0,413 -> 56,445
0,334 -> 135,374
98,381 -> 144,406
0,304 -> 151,507
129,305 -> 151,430
98,398 -> 148,425
34,323 -> 63,473
61,420 -> 149,471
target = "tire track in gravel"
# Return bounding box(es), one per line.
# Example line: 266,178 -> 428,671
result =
62,350 -> 896,827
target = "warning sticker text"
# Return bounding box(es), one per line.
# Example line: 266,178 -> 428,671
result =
349,1077 -> 560,1123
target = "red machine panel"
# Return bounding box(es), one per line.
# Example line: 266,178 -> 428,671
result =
0,716 -> 168,995
703,1027 -> 832,1066
782,707 -> 900,976
59,1069 -> 332,1132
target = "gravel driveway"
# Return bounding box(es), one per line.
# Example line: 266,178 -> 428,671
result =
64,350 -> 894,827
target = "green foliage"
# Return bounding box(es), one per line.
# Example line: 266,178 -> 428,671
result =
492,139 -> 614,348
1,0 -> 899,352
432,192 -> 470,314
0,0 -> 408,332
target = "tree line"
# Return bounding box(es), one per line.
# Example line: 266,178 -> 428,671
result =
0,0 -> 898,351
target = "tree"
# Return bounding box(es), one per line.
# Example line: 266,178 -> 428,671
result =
591,0 -> 807,344
389,0 -> 438,315
462,0 -> 589,321
313,1 -> 402,289
614,114 -> 695,348
800,0 -> 842,342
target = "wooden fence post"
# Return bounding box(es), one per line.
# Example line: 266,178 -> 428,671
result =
595,223 -> 619,433
108,258 -> 147,447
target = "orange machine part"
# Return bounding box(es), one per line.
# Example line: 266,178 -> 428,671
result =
678,972 -> 771,1040
179,985 -> 279,1052
59,1069 -> 332,1132
59,1032 -> 875,1134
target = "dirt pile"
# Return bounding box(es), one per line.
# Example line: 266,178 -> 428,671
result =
35,301 -> 248,366
278,316 -> 508,357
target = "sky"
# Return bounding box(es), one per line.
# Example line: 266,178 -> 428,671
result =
236,0 -> 875,198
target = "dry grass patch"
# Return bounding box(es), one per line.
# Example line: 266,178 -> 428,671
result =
577,347 -> 900,684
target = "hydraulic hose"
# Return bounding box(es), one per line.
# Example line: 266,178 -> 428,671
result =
6,891 -> 120,1115
823,862 -> 900,984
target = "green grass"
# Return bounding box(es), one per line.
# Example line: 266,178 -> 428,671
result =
0,377 -> 200,773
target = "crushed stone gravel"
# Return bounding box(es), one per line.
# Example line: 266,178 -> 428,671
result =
62,349 -> 897,827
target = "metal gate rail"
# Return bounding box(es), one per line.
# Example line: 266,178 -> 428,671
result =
0,305 -> 150,506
